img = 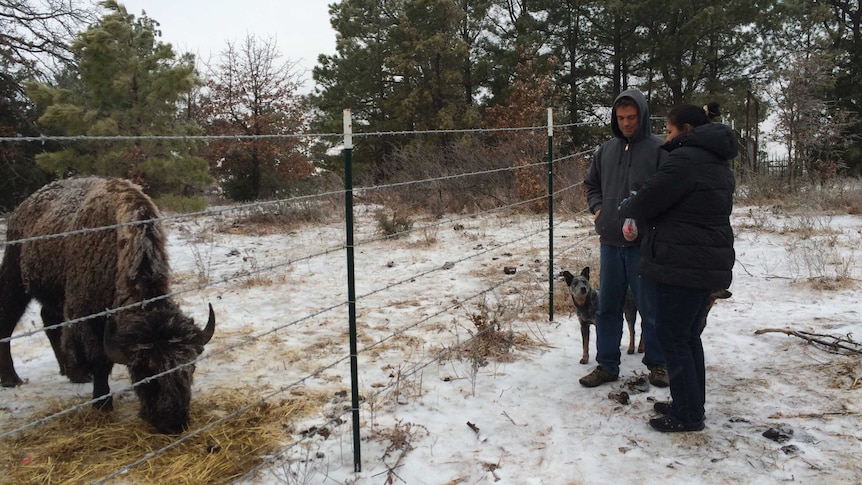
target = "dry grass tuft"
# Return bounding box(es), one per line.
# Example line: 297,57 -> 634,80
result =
0,389 -> 319,484
464,309 -> 549,365
804,275 -> 858,291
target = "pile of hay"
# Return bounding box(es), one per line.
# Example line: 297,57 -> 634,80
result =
0,388 -> 320,484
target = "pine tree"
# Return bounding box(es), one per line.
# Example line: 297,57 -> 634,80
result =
311,0 -> 478,180
26,0 -> 211,196
0,70 -> 52,211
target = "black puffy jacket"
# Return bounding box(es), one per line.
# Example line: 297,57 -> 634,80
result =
619,122 -> 737,290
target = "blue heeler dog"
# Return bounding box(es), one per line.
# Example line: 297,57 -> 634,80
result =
562,267 -> 732,365
562,267 -> 640,365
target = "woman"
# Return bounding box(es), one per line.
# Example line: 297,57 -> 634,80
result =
619,102 -> 737,432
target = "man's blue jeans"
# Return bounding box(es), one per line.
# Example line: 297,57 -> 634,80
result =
595,244 -> 665,375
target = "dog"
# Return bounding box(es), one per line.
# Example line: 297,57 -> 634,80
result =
562,267 -> 733,365
562,267 -> 640,365
701,289 -> 732,332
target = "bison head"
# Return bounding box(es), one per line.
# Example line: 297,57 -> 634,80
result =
104,303 -> 215,434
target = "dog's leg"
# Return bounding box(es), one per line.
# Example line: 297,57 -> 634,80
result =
624,302 -> 639,355
580,322 -> 590,364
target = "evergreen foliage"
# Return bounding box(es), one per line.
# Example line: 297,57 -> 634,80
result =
24,0 -> 211,196
0,70 -> 52,212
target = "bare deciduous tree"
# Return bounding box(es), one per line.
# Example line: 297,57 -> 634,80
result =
196,34 -> 313,201
769,42 -> 856,182
0,0 -> 97,75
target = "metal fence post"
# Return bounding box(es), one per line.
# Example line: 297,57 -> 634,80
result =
343,109 -> 362,472
547,108 -> 555,322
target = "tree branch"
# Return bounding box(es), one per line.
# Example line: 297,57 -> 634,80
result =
754,327 -> 862,355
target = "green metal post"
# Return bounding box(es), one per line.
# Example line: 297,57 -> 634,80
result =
343,109 -> 362,472
547,108 -> 555,322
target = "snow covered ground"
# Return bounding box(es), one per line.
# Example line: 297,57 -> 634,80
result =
2,203 -> 861,484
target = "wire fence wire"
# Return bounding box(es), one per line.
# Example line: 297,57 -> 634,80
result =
0,122 -> 599,482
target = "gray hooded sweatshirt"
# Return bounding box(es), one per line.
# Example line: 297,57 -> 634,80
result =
585,89 -> 667,247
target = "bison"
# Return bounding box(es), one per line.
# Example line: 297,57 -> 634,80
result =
0,177 -> 215,434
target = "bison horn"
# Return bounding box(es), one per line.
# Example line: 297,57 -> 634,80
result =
197,303 -> 216,345
103,319 -> 131,365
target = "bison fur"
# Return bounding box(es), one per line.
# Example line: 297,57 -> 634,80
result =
0,177 -> 215,434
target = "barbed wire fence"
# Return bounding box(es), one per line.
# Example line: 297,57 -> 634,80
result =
0,111 -> 605,483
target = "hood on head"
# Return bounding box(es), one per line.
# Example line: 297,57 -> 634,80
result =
670,122 -> 740,161
611,89 -> 652,142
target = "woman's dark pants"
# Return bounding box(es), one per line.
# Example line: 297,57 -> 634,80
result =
654,282 -> 713,425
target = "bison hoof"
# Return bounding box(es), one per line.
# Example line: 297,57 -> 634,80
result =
93,396 -> 114,412
63,369 -> 93,384
1,376 -> 24,387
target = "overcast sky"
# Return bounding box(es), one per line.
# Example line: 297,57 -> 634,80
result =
118,1 -> 338,92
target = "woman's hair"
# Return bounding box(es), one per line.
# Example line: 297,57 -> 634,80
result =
667,101 -> 721,128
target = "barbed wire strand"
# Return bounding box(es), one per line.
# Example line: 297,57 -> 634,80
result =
92,349 -> 355,484
0,119 -> 607,144
0,238 -> 347,345
1,150 -> 583,249
0,295 -> 349,441
356,192 -> 552,247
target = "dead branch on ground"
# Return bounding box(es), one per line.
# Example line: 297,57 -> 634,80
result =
754,328 -> 862,355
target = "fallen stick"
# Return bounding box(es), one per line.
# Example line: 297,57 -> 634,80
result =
501,410 -> 522,426
769,410 -> 859,419
754,328 -> 862,355
467,421 -> 487,442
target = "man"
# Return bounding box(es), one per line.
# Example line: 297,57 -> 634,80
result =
580,88 -> 668,388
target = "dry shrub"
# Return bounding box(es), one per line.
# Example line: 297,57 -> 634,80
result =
359,132 -> 593,219
365,137 -> 520,216
802,275 -> 857,291
374,209 -> 413,238
553,153 -> 591,215
370,419 -> 429,484
462,302 -> 548,366
783,217 -> 858,283
735,172 -> 797,206
220,197 -> 343,236
0,389 -> 318,484
236,273 -> 286,289
371,419 -> 427,459
466,309 -> 513,368
815,177 -> 862,214
737,174 -> 862,215
513,158 -> 547,213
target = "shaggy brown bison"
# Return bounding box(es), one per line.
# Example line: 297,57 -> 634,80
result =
0,177 -> 215,434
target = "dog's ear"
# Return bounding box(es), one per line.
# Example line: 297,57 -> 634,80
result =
562,270 -> 574,286
580,267 -> 590,280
